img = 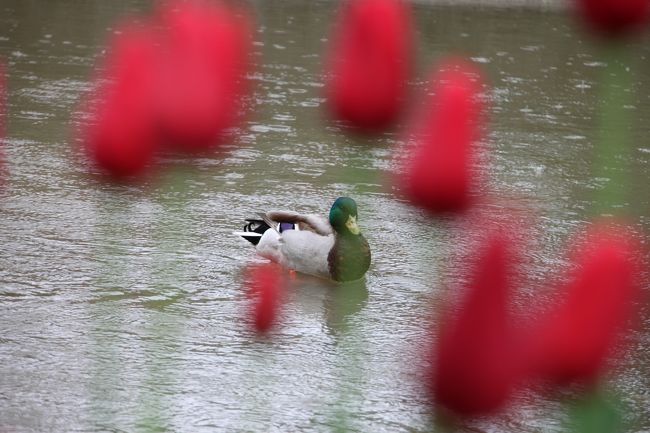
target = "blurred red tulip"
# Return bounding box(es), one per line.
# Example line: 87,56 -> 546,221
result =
400,60 -> 484,214
82,23 -> 160,179
247,264 -> 284,333
325,0 -> 412,132
430,232 -> 521,416
530,223 -> 642,386
157,0 -> 253,152
576,0 -> 650,37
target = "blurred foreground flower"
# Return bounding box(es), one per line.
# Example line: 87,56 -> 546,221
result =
429,231 -> 522,417
247,264 -> 285,333
427,221 -> 643,421
81,23 -> 160,180
399,59 -> 484,214
325,0 -> 412,132
78,1 -> 253,180
529,223 -> 642,387
576,0 -> 650,37
156,0 -> 253,152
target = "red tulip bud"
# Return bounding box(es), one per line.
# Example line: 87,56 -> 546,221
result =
157,1 -> 253,152
576,0 -> 650,38
400,59 -> 484,214
325,0 -> 412,132
530,223 -> 642,386
430,232 -> 521,417
247,264 -> 284,333
82,23 -> 160,179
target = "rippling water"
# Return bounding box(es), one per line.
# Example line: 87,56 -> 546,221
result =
1,1 -> 650,432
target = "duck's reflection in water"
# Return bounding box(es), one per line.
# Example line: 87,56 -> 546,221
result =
323,278 -> 368,336
288,273 -> 368,336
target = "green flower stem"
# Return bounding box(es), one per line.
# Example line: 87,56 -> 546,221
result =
591,45 -> 634,217
567,389 -> 625,433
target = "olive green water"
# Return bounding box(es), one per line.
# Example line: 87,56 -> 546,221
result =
1,1 -> 650,432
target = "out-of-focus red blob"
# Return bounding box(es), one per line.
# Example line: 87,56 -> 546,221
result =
247,264 -> 284,333
430,232 -> 521,417
325,0 -> 412,132
576,0 -> 650,38
156,0 -> 253,152
82,24 -> 160,179
400,59 -> 484,214
529,223 -> 642,386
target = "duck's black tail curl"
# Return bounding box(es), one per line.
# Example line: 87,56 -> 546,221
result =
240,219 -> 271,245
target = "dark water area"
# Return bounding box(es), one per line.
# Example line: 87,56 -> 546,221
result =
1,1 -> 649,432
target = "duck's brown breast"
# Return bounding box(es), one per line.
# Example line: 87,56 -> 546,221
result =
327,234 -> 371,282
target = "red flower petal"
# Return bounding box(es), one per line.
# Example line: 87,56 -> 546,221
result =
82,23 -> 160,179
576,0 -> 650,38
530,223 -> 642,386
247,264 -> 284,333
325,0 -> 412,132
431,232 -> 521,416
156,0 -> 253,152
401,59 -> 484,214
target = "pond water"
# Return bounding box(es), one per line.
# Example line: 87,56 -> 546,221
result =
1,1 -> 650,432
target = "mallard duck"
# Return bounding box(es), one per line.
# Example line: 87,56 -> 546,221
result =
234,197 -> 371,282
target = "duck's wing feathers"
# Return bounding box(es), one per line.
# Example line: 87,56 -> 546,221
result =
300,214 -> 333,236
265,211 -> 333,236
257,213 -> 280,232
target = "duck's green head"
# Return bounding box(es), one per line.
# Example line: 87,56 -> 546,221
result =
329,197 -> 360,236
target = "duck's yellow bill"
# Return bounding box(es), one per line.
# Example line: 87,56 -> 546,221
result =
346,215 -> 360,235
